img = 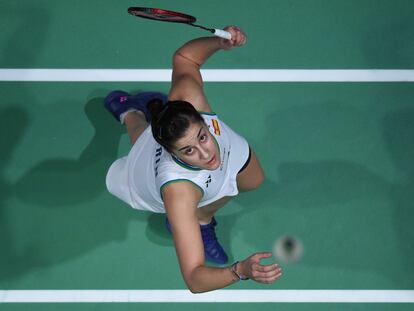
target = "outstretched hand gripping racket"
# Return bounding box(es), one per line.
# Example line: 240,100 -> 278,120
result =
127,7 -> 232,40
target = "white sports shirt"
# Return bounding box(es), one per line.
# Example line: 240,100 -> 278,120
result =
106,113 -> 249,213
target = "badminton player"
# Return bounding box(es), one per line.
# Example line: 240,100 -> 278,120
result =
104,26 -> 282,293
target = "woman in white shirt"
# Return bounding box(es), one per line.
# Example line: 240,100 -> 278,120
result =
105,26 -> 282,293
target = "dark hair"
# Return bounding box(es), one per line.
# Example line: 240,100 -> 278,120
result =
148,99 -> 204,153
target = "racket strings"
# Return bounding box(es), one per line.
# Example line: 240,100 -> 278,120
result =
128,7 -> 220,37
128,7 -> 196,23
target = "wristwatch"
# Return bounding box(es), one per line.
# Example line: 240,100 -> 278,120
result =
231,261 -> 249,280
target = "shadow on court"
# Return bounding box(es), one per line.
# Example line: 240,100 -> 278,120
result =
0,97 -> 148,281
0,4 -> 49,68
382,109 -> 414,285
15,98 -> 123,206
144,100 -> 414,278
0,107 -> 30,281
231,102 -> 414,287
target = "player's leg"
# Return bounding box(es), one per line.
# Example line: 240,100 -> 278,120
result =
197,196 -> 232,224
196,149 -> 264,223
167,153 -> 264,265
165,196 -> 233,264
236,149 -> 265,192
196,196 -> 233,264
104,90 -> 168,145
124,111 -> 148,145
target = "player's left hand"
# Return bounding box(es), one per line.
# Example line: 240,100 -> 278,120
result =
239,252 -> 283,284
219,26 -> 247,50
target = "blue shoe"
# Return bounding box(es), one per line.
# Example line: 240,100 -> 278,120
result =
104,90 -> 168,122
165,217 -> 229,265
104,90 -> 131,122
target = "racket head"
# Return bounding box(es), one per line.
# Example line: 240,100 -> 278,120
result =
128,7 -> 196,24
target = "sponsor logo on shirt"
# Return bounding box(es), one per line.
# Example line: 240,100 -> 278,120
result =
205,174 -> 212,188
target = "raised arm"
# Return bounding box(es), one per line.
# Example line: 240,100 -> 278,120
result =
168,26 -> 247,112
163,182 -> 282,293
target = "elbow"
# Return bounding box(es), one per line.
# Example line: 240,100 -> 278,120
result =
172,50 -> 180,64
184,278 -> 206,294
173,50 -> 183,61
183,269 -> 209,294
188,286 -> 203,294
173,50 -> 201,68
187,283 -> 208,294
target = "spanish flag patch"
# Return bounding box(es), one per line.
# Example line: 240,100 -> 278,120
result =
211,119 -> 221,136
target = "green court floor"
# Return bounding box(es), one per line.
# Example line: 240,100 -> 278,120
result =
1,0 -> 414,309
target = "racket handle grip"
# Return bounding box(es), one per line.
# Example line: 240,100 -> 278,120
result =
213,29 -> 232,40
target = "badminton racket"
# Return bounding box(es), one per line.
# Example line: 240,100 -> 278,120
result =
127,7 -> 232,40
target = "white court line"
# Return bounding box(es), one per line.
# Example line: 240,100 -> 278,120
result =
1,70 -> 412,304
0,69 -> 414,82
1,70 -> 412,303
1,290 -> 414,303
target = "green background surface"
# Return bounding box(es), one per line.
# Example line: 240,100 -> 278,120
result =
1,0 -> 413,308
1,0 -> 414,69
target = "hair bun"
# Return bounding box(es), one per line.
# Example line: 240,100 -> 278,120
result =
148,99 -> 166,123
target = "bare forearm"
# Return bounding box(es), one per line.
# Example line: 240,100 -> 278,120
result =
186,253 -> 283,293
186,264 -> 239,293
174,37 -> 223,67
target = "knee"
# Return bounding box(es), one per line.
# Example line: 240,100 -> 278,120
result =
239,170 -> 265,192
251,170 -> 265,190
